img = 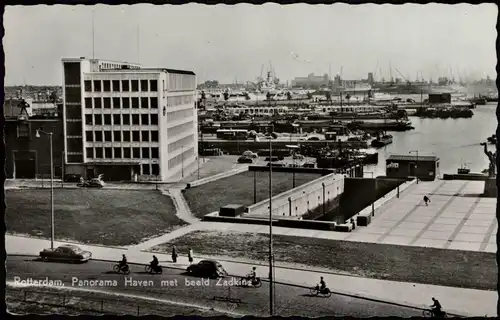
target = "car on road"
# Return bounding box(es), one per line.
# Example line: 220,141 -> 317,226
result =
237,156 -> 253,164
242,150 -> 258,159
186,260 -> 228,278
39,244 -> 92,263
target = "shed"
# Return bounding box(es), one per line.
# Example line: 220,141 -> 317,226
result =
219,204 -> 246,217
386,154 -> 440,181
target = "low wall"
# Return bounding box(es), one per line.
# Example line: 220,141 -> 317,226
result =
248,166 -> 334,175
186,166 -> 248,188
442,173 -> 488,181
347,178 -> 417,223
244,173 -> 344,218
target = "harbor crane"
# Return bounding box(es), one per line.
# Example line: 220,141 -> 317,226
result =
395,68 -> 411,86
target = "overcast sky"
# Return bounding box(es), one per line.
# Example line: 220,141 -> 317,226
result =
4,3 -> 497,85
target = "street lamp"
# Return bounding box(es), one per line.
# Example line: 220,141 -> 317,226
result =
36,128 -> 55,249
366,171 -> 375,216
181,146 -> 184,178
269,124 -> 274,316
286,144 -> 299,188
409,150 -> 419,184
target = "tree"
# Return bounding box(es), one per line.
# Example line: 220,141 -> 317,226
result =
201,90 -> 206,101
244,92 -> 250,100
266,92 -> 272,101
49,90 -> 58,103
286,91 -> 292,101
223,91 -> 229,101
306,92 -> 313,99
325,92 -> 331,102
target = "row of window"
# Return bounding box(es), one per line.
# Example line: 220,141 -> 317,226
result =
167,108 -> 194,122
168,134 -> 195,153
84,97 -> 158,109
166,95 -> 194,107
167,121 -> 194,138
168,147 -> 194,170
86,130 -> 159,142
168,74 -> 196,91
85,114 -> 159,126
86,146 -> 159,160
84,79 -> 157,92
100,63 -> 140,70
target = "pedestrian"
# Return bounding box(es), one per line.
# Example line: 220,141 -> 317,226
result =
188,248 -> 194,263
423,195 -> 430,206
172,245 -> 178,263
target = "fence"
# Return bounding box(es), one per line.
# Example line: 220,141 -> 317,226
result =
7,287 -> 221,316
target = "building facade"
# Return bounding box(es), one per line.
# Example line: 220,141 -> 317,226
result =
386,155 -> 440,181
291,73 -> 329,88
61,57 -> 198,181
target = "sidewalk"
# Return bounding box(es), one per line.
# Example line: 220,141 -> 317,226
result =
6,234 -> 495,317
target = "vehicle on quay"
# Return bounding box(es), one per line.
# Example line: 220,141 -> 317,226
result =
77,174 -> 105,188
242,150 -> 258,158
186,260 -> 228,278
309,286 -> 332,298
216,129 -> 249,140
39,244 -> 92,263
145,264 -> 163,274
237,156 -> 253,164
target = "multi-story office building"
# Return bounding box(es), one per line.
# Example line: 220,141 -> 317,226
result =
62,57 -> 198,181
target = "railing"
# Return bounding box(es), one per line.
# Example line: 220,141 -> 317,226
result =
7,288 -> 211,316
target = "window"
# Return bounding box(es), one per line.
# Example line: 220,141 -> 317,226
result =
94,98 -> 102,108
150,80 -> 158,91
112,97 -> 121,109
131,80 -> 139,92
132,131 -> 140,142
94,114 -> 102,125
132,114 -> 140,125
123,148 -> 131,158
140,80 -> 148,91
17,122 -> 29,138
141,131 -> 149,142
122,114 -> 130,125
131,97 -> 139,109
114,147 -> 122,158
103,80 -> 111,92
95,147 -> 103,158
84,80 -> 92,92
141,97 -> 149,108
113,114 -> 121,126
86,148 -> 94,158
141,114 -> 149,125
123,131 -> 130,142
104,131 -> 112,142
122,97 -> 130,108
152,164 -> 159,175
93,80 -> 101,92
86,131 -> 93,142
121,80 -> 129,91
113,131 -> 121,142
151,114 -> 158,125
150,97 -> 158,108
104,147 -> 112,158
142,163 -> 150,175
142,148 -> 150,158
151,147 -> 159,158
112,80 -> 120,91
133,147 -> 140,159
104,114 -> 112,125
151,131 -> 159,142
85,97 -> 92,108
95,131 -> 103,142
85,114 -> 93,125
103,97 -> 111,108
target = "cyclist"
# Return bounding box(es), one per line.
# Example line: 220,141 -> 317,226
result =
430,297 -> 443,317
315,277 -> 327,292
150,255 -> 159,270
119,254 -> 128,270
247,267 -> 257,282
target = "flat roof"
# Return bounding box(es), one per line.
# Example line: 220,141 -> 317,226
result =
141,68 -> 195,75
84,161 -> 141,166
387,155 -> 439,162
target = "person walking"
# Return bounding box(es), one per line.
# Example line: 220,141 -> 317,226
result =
423,195 -> 431,206
188,248 -> 194,263
171,245 -> 178,263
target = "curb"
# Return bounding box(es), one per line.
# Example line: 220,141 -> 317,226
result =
6,234 -> 128,250
7,254 -> 465,317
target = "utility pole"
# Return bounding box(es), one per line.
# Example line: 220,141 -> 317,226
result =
92,9 -> 95,59
269,124 -> 274,316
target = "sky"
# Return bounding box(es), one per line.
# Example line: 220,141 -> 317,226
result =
4,3 -> 498,85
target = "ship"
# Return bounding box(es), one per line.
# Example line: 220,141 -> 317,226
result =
371,133 -> 393,148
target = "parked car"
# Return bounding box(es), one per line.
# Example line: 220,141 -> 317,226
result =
267,162 -> 285,167
242,150 -> 258,159
77,175 -> 105,188
237,156 -> 253,164
39,244 -> 92,263
64,174 -> 82,182
186,260 -> 228,278
303,162 -> 316,168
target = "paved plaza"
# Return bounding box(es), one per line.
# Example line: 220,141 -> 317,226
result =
345,180 -> 497,252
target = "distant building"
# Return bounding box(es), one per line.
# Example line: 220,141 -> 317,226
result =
291,73 -> 329,87
61,57 -> 198,181
386,154 -> 440,181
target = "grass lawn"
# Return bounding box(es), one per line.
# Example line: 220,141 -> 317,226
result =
152,230 -> 496,290
5,189 -> 186,246
182,171 -> 323,218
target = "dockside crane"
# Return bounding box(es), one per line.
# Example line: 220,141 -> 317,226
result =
395,68 -> 411,86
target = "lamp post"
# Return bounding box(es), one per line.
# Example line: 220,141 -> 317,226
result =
286,144 -> 299,188
409,150 -> 419,184
366,171 -> 375,216
269,124 -> 274,316
181,146 -> 184,178
36,129 -> 55,249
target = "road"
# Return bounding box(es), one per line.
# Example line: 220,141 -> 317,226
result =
7,256 -> 423,317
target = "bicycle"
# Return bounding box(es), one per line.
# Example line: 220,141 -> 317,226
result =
423,309 -> 447,318
309,286 -> 332,298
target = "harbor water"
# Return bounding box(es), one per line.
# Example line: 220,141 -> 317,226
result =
365,104 -> 498,177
